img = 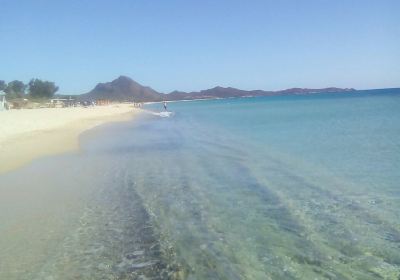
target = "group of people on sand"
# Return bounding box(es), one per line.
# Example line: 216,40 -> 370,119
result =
131,101 -> 168,111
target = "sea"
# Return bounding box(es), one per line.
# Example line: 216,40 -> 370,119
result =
0,89 -> 400,279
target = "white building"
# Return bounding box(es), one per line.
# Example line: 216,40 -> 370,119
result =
0,91 -> 6,110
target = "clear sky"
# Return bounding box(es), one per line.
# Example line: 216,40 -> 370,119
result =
1,0 -> 399,94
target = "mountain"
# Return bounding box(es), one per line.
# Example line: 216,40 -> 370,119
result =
81,76 -> 163,102
164,86 -> 356,101
81,76 -> 356,102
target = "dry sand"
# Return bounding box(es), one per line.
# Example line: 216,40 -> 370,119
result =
0,104 -> 139,174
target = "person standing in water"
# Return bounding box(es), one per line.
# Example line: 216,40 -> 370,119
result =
163,101 -> 167,111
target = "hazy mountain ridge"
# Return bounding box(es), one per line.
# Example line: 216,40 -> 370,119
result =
81,76 -> 356,102
165,86 -> 356,101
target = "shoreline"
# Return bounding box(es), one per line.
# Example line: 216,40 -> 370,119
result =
0,104 -> 139,174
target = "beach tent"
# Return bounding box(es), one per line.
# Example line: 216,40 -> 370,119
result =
0,91 -> 6,110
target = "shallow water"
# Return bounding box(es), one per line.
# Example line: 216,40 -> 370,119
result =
1,89 -> 400,279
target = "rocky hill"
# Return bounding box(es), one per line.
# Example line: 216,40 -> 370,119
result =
80,76 -> 163,102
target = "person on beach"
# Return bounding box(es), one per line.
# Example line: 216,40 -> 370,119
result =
163,101 -> 167,111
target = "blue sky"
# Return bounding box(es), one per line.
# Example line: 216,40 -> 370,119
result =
1,0 -> 399,94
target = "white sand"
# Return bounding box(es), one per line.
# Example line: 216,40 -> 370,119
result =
0,104 -> 139,173
0,104 -> 135,143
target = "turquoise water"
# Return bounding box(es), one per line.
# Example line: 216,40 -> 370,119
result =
1,89 -> 400,279
138,91 -> 400,279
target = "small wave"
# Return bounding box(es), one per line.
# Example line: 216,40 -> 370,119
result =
151,111 -> 174,118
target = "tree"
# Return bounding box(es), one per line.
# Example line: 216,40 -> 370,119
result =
5,80 -> 26,99
28,79 -> 59,99
0,80 -> 6,91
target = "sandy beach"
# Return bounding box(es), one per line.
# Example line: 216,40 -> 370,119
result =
0,104 -> 139,174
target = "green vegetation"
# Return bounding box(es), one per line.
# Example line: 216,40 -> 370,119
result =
4,80 -> 26,99
0,78 -> 59,101
28,79 -> 59,99
0,80 -> 6,91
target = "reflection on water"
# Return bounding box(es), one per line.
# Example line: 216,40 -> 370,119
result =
0,91 -> 400,279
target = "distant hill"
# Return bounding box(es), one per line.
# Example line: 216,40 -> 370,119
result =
164,86 -> 356,101
80,76 -> 163,102
80,76 -> 356,102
